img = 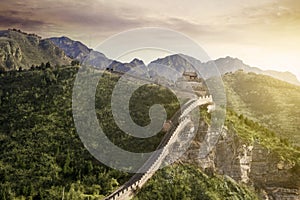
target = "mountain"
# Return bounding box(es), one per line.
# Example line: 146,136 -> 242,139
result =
0,29 -> 70,71
106,58 -> 146,72
213,56 -> 300,85
1,30 -> 299,199
264,69 -> 299,85
150,53 -> 300,144
150,54 -> 198,73
48,36 -> 92,61
224,70 -> 300,146
149,54 -> 218,82
80,50 -> 112,69
150,54 -> 300,85
48,36 -> 112,69
2,30 -> 298,86
1,66 -> 299,199
48,36 -> 114,69
49,36 -> 145,73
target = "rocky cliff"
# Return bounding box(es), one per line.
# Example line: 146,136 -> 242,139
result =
0,29 -> 70,71
179,118 -> 300,200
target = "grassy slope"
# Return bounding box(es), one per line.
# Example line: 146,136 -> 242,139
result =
223,71 -> 300,146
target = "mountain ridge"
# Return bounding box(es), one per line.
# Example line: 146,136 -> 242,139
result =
48,36 -> 92,61
45,33 -> 299,85
0,29 -> 299,86
213,56 -> 300,85
0,29 -> 299,200
0,29 -> 71,71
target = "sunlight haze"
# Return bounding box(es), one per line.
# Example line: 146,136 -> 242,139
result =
0,0 -> 299,79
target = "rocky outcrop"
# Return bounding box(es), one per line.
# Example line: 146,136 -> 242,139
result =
179,124 -> 300,199
0,39 -> 22,70
0,29 -> 71,71
48,36 -> 92,61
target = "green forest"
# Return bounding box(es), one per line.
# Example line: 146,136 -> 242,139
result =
224,71 -> 300,146
1,66 -> 299,199
0,66 -> 181,199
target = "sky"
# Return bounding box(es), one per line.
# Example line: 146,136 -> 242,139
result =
0,0 -> 299,80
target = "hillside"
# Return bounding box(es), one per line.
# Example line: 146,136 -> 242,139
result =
0,66 -> 181,199
0,29 -> 71,71
46,36 -> 300,87
213,56 -> 300,85
133,164 -> 259,200
223,70 -> 300,146
150,54 -> 300,85
48,36 -> 92,61
1,29 -> 298,85
0,30 -> 299,199
0,67 -> 263,199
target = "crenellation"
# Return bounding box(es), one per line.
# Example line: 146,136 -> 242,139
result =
104,97 -> 213,200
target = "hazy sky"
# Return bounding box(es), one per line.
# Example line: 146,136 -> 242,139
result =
0,0 -> 299,79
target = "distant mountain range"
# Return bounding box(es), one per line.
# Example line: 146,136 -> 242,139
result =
0,29 -> 299,85
44,34 -> 300,86
49,36 -> 92,61
213,57 -> 300,85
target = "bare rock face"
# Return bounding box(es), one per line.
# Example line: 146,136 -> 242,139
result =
0,29 -> 71,71
250,145 -> 300,199
214,133 -> 252,183
0,39 -> 22,70
179,122 -> 300,200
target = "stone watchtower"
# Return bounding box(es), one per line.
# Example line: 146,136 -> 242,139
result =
182,71 -> 198,80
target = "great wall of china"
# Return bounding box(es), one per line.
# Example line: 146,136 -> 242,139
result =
104,95 -> 214,200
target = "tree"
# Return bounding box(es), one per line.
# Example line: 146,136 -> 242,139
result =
0,66 -> 5,74
40,62 -> 45,70
71,60 -> 80,66
46,62 -> 51,69
63,150 -> 73,176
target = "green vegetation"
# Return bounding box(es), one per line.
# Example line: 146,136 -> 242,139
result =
224,71 -> 300,146
0,66 -> 181,199
133,164 -> 258,200
226,109 -> 300,173
1,66 -> 299,199
132,106 -> 300,200
223,71 -> 300,176
0,29 -> 70,71
71,60 -> 80,66
201,101 -> 300,179
0,67 -> 125,199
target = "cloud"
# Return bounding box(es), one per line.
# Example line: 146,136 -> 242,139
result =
0,0 -> 299,79
0,0 -> 220,38
0,14 -> 46,29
